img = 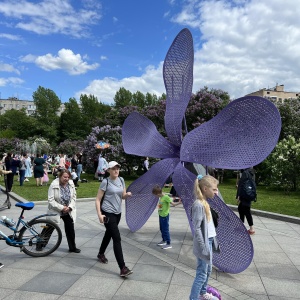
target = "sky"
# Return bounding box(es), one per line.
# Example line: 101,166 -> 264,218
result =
0,0 -> 300,105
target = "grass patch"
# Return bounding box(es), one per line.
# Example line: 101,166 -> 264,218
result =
1,175 -> 299,218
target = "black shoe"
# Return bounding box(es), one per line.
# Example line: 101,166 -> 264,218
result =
120,266 -> 133,277
0,263 -> 4,269
69,248 -> 81,253
97,253 -> 108,264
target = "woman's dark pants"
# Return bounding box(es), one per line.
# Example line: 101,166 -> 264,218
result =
61,214 -> 77,251
99,212 -> 125,270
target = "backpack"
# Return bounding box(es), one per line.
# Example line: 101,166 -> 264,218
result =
240,170 -> 257,202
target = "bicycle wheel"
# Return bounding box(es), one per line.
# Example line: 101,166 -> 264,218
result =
18,219 -> 62,257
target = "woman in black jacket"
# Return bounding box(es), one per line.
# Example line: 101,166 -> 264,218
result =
236,168 -> 256,235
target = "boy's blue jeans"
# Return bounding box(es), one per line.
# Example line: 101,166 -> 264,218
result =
189,237 -> 213,299
159,214 -> 170,244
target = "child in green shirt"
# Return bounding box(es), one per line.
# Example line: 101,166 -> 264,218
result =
152,185 -> 181,249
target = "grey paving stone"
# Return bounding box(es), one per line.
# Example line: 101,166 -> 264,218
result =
0,287 -> 14,299
170,268 -> 194,286
58,296 -> 91,300
269,296 -> 300,300
246,293 -> 270,300
8,256 -> 61,271
130,263 -> 174,283
137,252 -> 172,267
0,268 -> 40,289
255,262 -> 300,280
19,271 -> 80,294
165,283 -> 191,300
217,273 -> 267,295
261,276 -> 300,298
45,256 -> 97,274
3,290 -> 59,300
64,275 -> 123,299
114,280 -> 168,299
253,251 -> 293,265
85,261 -> 135,278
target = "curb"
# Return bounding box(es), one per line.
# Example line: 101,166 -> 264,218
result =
228,204 -> 300,225
1,185 -> 299,224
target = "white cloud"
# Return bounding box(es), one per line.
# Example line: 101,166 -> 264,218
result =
171,0 -> 300,98
0,77 -> 24,87
100,56 -> 108,60
77,0 -> 300,103
76,63 -> 164,104
0,33 -> 22,41
0,62 -> 20,75
20,48 -> 99,75
0,0 -> 101,38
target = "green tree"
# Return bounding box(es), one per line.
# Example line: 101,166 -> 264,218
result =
132,91 -> 146,108
59,98 -> 87,141
32,86 -> 61,142
114,87 -> 132,109
145,92 -> 159,106
257,136 -> 300,191
275,98 -> 300,140
0,109 -> 37,139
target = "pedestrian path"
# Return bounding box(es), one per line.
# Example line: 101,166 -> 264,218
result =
0,189 -> 299,299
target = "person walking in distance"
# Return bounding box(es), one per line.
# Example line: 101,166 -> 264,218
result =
236,168 -> 256,235
95,161 -> 133,277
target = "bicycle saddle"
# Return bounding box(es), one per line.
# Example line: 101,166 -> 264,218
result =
15,202 -> 35,210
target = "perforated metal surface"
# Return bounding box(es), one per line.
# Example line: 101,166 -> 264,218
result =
126,158 -> 180,232
181,96 -> 281,169
164,28 -> 194,147
122,28 -> 281,274
122,112 -> 179,159
172,163 -> 253,274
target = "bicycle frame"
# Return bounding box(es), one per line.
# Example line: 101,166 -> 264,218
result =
0,209 -> 57,247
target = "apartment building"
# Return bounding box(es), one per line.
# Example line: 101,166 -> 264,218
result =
246,84 -> 300,103
0,97 -> 65,116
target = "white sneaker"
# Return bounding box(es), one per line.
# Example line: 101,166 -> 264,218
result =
200,293 -> 219,300
161,244 -> 172,249
157,240 -> 166,246
25,179 -> 29,182
0,263 -> 4,269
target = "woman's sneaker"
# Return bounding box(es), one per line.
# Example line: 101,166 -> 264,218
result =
97,254 -> 108,264
0,263 -> 4,269
157,240 -> 167,246
120,266 -> 133,277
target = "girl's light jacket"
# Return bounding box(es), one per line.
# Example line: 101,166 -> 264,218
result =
47,178 -> 77,223
192,200 -> 211,264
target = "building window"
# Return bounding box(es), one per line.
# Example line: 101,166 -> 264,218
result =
267,92 -> 270,94
296,94 -> 299,96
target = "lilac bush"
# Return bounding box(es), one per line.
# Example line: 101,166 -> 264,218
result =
55,139 -> 85,155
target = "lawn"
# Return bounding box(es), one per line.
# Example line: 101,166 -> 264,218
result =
1,174 -> 299,218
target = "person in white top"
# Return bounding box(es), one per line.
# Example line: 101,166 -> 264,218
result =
190,175 -> 219,300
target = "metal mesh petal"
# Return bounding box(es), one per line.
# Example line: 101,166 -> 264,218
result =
208,196 -> 254,274
163,28 -> 194,146
126,158 -> 180,232
181,96 -> 281,169
172,163 -> 254,274
122,111 -> 179,158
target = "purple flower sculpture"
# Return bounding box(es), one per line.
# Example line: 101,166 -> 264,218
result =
122,28 -> 281,273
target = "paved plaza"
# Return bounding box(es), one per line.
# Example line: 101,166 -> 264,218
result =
0,188 -> 299,300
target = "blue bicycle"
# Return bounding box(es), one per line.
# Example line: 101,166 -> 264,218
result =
0,202 -> 62,257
